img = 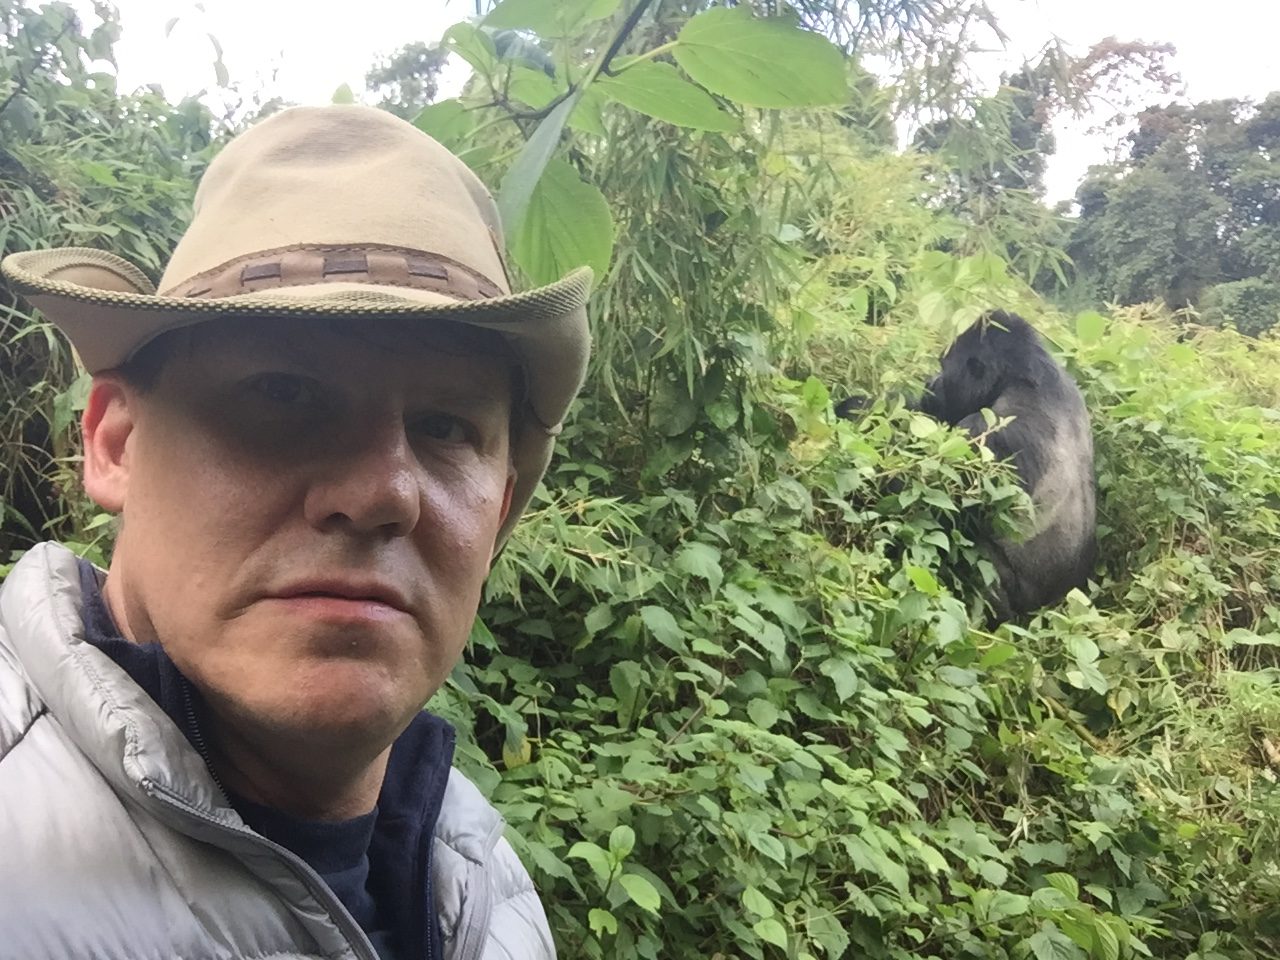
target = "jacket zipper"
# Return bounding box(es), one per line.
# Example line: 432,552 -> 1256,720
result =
148,782 -> 382,960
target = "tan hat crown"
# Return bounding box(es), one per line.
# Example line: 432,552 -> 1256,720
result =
159,106 -> 512,304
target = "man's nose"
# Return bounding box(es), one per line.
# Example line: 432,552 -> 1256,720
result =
303,419 -> 421,537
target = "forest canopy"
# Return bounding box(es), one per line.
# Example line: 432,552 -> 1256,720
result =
2,1 -> 1279,958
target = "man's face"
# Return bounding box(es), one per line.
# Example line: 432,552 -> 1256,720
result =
84,317 -> 516,751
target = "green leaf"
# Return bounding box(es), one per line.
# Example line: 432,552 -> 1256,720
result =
673,7 -> 847,108
1094,918 -> 1121,960
979,641 -> 1018,668
331,83 -> 355,105
673,541 -> 724,595
1045,872 -> 1080,901
748,831 -> 787,865
412,99 -> 473,149
485,0 -> 619,35
1028,922 -> 1080,960
904,564 -> 940,595
507,64 -> 560,109
597,60 -> 739,132
753,917 -> 788,948
1075,310 -> 1108,344
609,824 -> 635,860
498,92 -> 581,241
742,884 -> 775,919
747,698 -> 779,730
511,156 -> 613,287
639,604 -> 686,650
587,907 -> 618,936
819,657 -> 859,701
566,841 -> 613,888
909,414 -> 940,438
443,22 -> 499,74
609,660 -> 642,725
618,872 -> 662,914
985,890 -> 1030,922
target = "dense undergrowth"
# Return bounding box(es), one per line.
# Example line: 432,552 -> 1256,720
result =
3,1 -> 1279,958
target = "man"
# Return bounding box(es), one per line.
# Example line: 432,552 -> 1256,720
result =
0,105 -> 591,959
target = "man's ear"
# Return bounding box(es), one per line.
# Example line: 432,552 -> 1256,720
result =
82,376 -> 136,514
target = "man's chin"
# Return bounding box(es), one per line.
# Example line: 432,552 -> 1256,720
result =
208,665 -> 426,755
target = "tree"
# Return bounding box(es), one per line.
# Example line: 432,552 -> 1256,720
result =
1068,93 -> 1280,329
365,41 -> 449,118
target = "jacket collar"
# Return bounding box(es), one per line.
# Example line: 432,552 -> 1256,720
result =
1,542 -> 226,816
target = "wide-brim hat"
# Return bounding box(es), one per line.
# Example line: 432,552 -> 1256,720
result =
1,105 -> 592,550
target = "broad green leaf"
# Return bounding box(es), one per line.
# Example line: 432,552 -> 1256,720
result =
979,641 -> 1018,668
618,873 -> 662,914
1029,922 -> 1080,960
904,564 -> 940,595
909,414 -> 939,438
1075,310 -> 1108,344
443,22 -> 499,75
485,0 -> 619,35
673,7 -> 847,108
412,99 -> 473,149
673,541 -> 724,595
747,698 -> 779,730
566,841 -> 613,888
330,83 -> 355,105
1094,917 -> 1121,960
639,604 -> 686,650
510,156 -> 613,287
741,885 -> 774,919
753,917 -> 788,948
749,831 -> 787,865
585,603 -> 614,635
587,907 -> 617,936
1045,872 -> 1080,901
609,660 -> 642,725
507,64 -> 560,110
498,92 -> 581,241
819,657 -> 859,701
609,824 -> 635,860
597,60 -> 739,132
985,890 -> 1030,922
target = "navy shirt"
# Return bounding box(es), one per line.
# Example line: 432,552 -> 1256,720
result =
76,559 -> 454,960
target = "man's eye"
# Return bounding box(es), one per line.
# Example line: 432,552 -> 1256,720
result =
247,373 -> 318,406
414,413 -> 471,444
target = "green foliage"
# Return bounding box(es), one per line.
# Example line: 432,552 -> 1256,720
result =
4,2 -> 1279,958
1200,278 -> 1280,338
418,6 -> 1280,959
0,0 -> 219,557
1068,93 -> 1280,318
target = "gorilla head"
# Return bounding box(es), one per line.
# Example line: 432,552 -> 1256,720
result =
919,312 -> 1045,424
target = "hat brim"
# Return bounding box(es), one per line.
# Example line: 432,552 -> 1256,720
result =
2,246 -> 593,551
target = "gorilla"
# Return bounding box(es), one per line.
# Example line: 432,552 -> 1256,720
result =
840,311 -> 1097,621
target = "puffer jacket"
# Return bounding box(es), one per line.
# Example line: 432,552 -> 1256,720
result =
0,542 -> 555,960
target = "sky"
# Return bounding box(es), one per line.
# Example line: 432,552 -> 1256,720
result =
101,0 -> 1280,204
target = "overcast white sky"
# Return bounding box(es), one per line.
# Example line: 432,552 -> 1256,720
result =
103,0 -> 1280,203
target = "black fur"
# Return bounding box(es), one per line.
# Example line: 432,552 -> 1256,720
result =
841,311 -> 1097,620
